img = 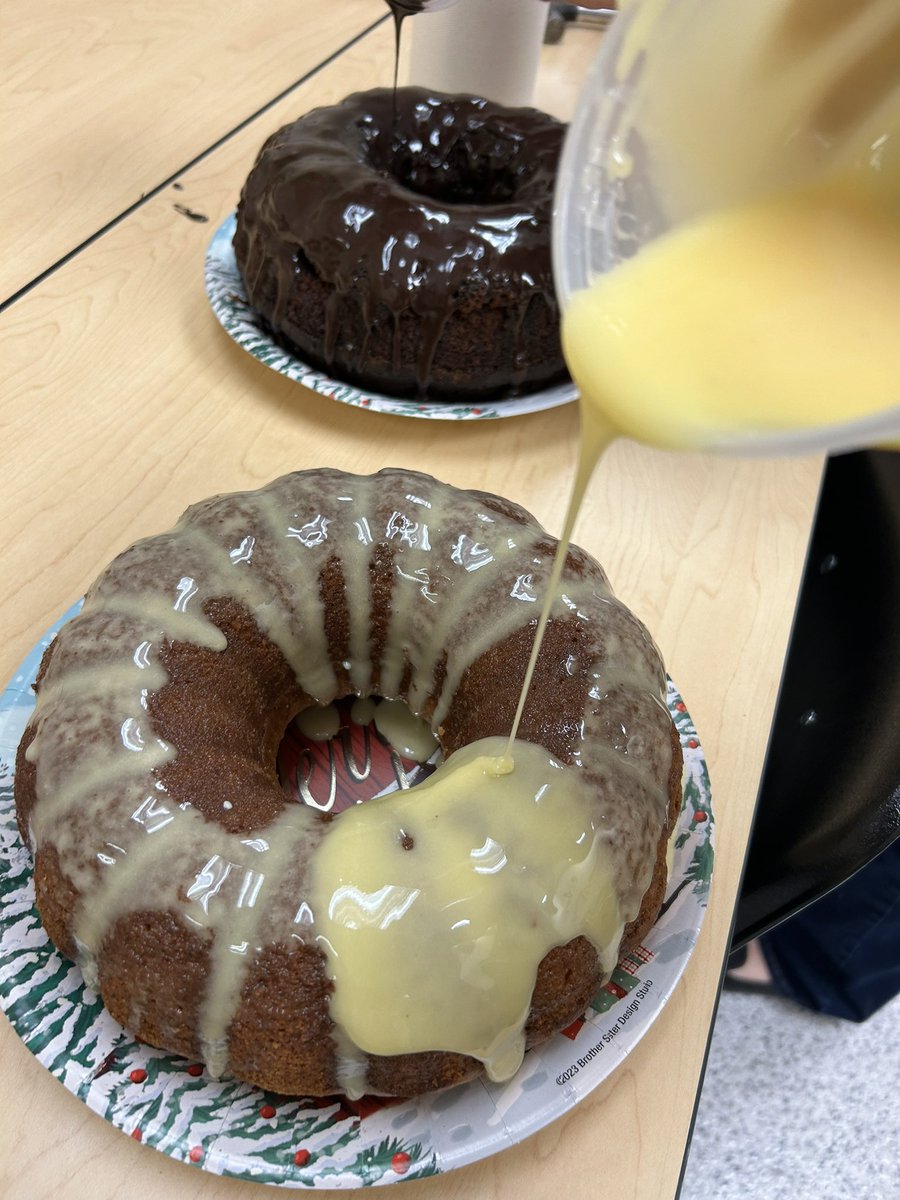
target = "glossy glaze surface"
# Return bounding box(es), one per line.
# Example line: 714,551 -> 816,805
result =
234,88 -> 568,400
18,468 -> 676,1094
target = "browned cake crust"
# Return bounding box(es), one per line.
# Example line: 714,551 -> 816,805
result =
15,469 -> 682,1097
233,87 -> 569,403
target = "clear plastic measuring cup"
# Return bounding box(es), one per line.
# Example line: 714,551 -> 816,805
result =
552,0 -> 900,456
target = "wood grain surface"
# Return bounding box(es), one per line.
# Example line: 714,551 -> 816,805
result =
0,0 -> 385,302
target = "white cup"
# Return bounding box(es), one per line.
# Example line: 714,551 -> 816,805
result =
407,0 -> 549,108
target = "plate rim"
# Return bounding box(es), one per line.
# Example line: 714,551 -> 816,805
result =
204,211 -> 579,423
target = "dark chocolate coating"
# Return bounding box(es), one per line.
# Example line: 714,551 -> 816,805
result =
233,87 -> 569,402
386,1 -> 426,14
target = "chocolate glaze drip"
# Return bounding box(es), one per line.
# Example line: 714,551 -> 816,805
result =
233,87 -> 569,402
384,0 -> 425,91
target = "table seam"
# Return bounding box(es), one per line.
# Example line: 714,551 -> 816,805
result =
0,14 -> 387,315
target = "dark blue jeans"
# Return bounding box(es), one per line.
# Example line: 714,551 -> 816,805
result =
760,838 -> 900,1022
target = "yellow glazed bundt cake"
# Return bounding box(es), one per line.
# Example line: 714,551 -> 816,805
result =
15,468 -> 681,1098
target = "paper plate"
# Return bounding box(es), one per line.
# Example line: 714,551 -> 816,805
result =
0,604 -> 713,1188
204,213 -> 579,421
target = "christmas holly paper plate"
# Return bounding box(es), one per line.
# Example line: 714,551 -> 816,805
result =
0,603 -> 713,1189
204,212 -> 579,422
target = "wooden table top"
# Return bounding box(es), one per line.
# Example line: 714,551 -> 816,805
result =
0,6 -> 824,1198
0,0 -> 383,304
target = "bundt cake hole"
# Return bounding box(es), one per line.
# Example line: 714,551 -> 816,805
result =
276,694 -> 443,817
362,108 -> 533,206
384,140 -> 527,205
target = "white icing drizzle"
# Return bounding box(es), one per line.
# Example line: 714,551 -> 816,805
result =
294,704 -> 342,742
371,699 -> 439,762
21,468 -> 675,1090
195,803 -> 321,1076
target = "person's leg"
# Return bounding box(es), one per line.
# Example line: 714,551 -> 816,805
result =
726,938 -> 775,989
757,838 -> 900,1021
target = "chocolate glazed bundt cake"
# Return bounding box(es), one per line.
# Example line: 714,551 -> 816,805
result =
16,468 -> 682,1098
233,88 -> 570,402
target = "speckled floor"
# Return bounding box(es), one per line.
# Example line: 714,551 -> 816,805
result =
680,987 -> 900,1200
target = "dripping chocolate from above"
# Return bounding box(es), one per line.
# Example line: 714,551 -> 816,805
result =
383,0 -> 461,90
